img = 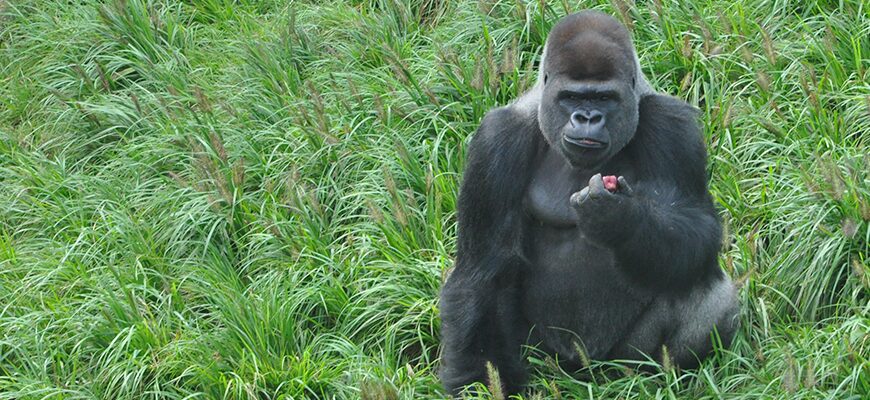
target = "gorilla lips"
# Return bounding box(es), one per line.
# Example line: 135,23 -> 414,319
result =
603,175 -> 618,192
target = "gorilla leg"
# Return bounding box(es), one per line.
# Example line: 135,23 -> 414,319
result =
664,277 -> 739,367
607,277 -> 739,367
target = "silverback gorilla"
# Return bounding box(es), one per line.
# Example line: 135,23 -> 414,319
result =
439,11 -> 739,395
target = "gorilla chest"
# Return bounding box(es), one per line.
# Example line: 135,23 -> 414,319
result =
524,152 -> 589,228
524,151 -> 634,227
521,155 -> 647,358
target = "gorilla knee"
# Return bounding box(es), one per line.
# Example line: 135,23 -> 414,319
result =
668,279 -> 739,366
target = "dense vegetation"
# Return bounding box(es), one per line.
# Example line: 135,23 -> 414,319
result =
0,0 -> 867,398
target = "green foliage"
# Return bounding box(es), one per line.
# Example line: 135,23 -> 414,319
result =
0,0 -> 867,399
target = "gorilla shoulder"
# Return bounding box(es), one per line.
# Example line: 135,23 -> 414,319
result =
466,101 -> 542,168
631,94 -> 709,192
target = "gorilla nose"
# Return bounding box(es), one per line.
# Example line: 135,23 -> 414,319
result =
571,110 -> 604,127
565,110 -> 608,149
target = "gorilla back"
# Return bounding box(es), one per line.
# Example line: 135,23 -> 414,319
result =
439,11 -> 739,396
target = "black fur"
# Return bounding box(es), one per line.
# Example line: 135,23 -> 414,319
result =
439,11 -> 738,396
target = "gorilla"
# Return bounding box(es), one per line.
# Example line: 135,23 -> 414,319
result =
439,11 -> 739,396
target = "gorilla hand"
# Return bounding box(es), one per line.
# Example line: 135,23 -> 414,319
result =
571,174 -> 633,201
570,174 -> 639,243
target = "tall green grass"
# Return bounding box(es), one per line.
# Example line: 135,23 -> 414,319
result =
0,0 -> 867,398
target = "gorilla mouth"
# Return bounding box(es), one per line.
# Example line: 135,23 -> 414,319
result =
564,136 -> 608,149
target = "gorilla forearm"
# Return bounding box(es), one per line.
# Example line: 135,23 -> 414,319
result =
573,182 -> 722,290
614,195 -> 722,290
440,256 -> 528,395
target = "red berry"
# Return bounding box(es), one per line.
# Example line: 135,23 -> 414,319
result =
603,175 -> 618,192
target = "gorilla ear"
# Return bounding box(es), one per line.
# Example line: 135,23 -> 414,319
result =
543,74 -> 548,85
631,76 -> 636,89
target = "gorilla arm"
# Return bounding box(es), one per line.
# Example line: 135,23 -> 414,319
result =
572,94 -> 722,292
439,107 -> 539,394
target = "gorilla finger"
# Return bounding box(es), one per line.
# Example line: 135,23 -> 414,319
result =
588,173 -> 602,186
570,187 -> 590,206
588,173 -> 607,195
617,176 -> 634,195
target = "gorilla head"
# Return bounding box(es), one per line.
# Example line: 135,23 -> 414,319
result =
538,11 -> 643,169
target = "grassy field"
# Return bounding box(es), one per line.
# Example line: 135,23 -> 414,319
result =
0,0 -> 868,398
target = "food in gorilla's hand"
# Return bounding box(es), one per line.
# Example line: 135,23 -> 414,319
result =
603,175 -> 618,192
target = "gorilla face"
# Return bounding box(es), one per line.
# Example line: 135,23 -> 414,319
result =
537,15 -> 641,169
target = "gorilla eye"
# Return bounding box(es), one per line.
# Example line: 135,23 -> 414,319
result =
598,94 -> 610,101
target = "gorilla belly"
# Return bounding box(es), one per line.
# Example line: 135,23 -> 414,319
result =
522,224 -> 651,360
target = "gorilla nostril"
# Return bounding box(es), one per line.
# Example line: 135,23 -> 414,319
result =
571,111 -> 604,126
